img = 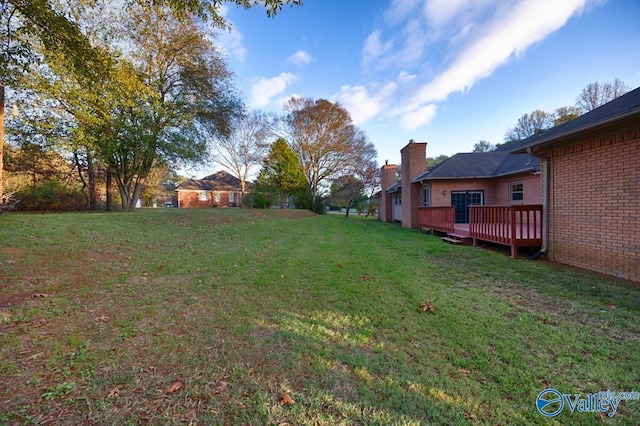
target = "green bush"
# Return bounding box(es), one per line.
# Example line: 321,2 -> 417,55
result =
14,180 -> 87,211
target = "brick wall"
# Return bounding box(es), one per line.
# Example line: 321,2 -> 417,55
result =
548,127 -> 639,282
495,173 -> 542,205
400,141 -> 427,228
379,164 -> 398,222
178,191 -> 242,208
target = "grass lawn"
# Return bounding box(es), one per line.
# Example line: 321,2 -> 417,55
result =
0,208 -> 639,425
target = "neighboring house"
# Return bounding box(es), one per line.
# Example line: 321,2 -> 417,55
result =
380,140 -> 543,257
176,171 -> 249,208
513,86 -> 640,282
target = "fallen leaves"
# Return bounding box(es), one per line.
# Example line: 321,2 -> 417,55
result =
419,302 -> 435,313
166,380 -> 184,394
279,392 -> 294,406
31,293 -> 49,298
457,368 -> 471,375
212,380 -> 228,395
107,385 -> 121,398
604,302 -> 616,310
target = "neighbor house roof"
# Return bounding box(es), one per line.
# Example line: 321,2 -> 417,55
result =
512,86 -> 640,154
176,170 -> 247,191
411,151 -> 539,182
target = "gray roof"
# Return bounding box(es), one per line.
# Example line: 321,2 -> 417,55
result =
513,85 -> 640,153
177,170 -> 248,191
412,151 -> 539,182
386,181 -> 401,193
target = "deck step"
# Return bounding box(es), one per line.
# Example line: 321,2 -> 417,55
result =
441,237 -> 463,244
447,233 -> 472,240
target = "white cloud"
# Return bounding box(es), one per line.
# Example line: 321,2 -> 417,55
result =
333,82 -> 396,125
397,71 -> 416,84
401,104 -> 437,130
287,50 -> 314,67
411,0 -> 589,104
362,30 -> 394,65
214,6 -> 248,61
250,73 -> 298,108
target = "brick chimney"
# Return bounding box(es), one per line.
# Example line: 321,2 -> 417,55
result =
400,140 -> 427,228
379,160 -> 397,223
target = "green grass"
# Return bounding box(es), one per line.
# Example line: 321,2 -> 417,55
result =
0,208 -> 638,425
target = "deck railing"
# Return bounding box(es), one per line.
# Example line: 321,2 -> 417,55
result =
470,204 -> 543,256
417,206 -> 455,233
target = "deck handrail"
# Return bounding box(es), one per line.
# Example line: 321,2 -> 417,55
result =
469,204 -> 543,245
418,206 -> 455,233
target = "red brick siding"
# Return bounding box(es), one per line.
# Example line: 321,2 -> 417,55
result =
428,180 -> 497,207
379,164 -> 398,222
548,128 -> 639,282
495,173 -> 542,205
178,191 -> 243,208
400,142 -> 427,228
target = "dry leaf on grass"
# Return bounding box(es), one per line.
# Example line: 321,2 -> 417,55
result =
107,385 -> 121,398
337,263 -> 343,269
457,368 -> 471,375
419,302 -> 435,313
212,381 -> 228,395
604,302 -> 616,310
32,293 -> 49,298
361,275 -> 369,281
95,316 -> 110,322
166,380 -> 184,394
279,392 -> 294,406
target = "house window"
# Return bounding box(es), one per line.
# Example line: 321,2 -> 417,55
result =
394,193 -> 401,205
229,192 -> 235,203
198,191 -> 208,201
510,181 -> 524,203
421,185 -> 431,207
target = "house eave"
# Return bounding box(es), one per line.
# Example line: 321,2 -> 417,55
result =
513,110 -> 640,154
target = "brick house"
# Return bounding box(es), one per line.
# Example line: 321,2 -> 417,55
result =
380,140 -> 543,257
514,86 -> 640,282
176,171 -> 248,208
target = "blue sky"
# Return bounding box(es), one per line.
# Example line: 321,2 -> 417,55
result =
214,0 -> 640,167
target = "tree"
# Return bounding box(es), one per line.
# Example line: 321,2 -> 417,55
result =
576,79 -> 629,113
553,106 -> 581,126
426,154 -> 448,168
97,5 -> 242,210
504,109 -> 554,142
276,97 -> 377,212
472,140 -> 495,152
329,175 -> 363,218
210,110 -> 268,197
3,0 -> 300,210
255,137 -> 305,209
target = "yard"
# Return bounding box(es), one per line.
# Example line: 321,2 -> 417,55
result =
0,209 -> 638,425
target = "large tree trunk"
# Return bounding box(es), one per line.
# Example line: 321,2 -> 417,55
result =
105,170 -> 113,211
86,152 -> 97,211
345,200 -> 352,218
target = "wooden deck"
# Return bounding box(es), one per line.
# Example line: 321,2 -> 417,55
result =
418,205 -> 543,257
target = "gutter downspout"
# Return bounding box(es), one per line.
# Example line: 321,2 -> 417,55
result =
526,147 -> 549,260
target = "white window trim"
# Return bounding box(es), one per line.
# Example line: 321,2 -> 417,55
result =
421,185 -> 431,207
198,191 -> 208,201
509,181 -> 524,204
